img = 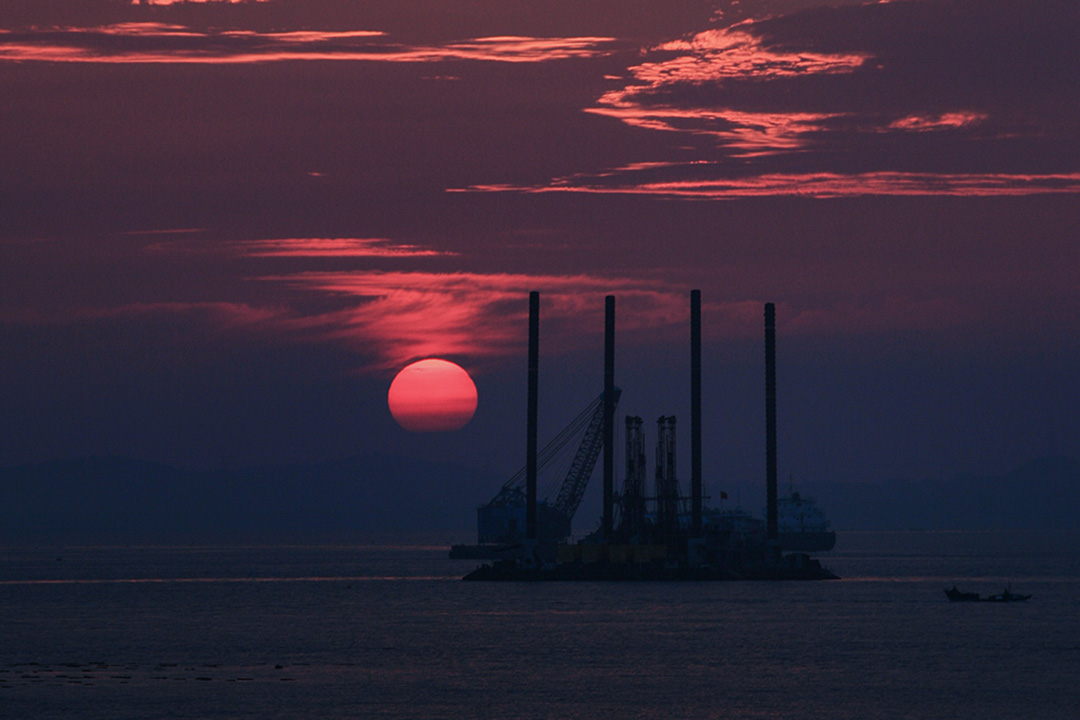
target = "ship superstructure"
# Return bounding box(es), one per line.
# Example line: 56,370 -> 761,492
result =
776,491 -> 837,552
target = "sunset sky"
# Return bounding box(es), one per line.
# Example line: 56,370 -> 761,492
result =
2,0 -> 1078,507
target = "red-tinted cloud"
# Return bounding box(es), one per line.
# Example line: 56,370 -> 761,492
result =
887,112 -> 987,132
254,267 -> 991,372
0,300 -> 285,330
526,2 -> 1080,198
0,23 -> 617,64
260,271 -> 687,370
456,171 -> 1080,198
132,1 -> 268,5
229,238 -> 456,258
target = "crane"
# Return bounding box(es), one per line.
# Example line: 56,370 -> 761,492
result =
477,388 -> 621,544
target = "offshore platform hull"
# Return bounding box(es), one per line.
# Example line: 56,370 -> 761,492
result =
463,540 -> 838,581
463,554 -> 838,581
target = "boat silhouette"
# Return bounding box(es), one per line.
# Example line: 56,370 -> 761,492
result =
945,585 -> 1031,602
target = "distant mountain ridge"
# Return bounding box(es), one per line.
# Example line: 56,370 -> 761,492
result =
2,455 -> 1078,543
0,454 -> 496,545
811,456 -> 1080,531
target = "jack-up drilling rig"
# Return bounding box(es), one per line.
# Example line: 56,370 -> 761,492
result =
460,290 -> 838,581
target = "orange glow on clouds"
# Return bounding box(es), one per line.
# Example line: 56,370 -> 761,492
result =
387,358 -> 478,432
888,112 -> 988,132
0,301 -> 283,330
132,0 -> 268,4
586,104 -> 836,155
456,171 -> 1080,199
86,23 -> 204,37
588,26 -> 867,156
139,238 -> 693,369
257,268 -> 991,372
589,25 -> 987,156
436,36 -> 616,63
0,24 -> 615,65
7,232 -> 1017,382
232,238 -> 454,258
641,27 -> 869,84
557,18 -> 1045,199
267,270 -> 689,369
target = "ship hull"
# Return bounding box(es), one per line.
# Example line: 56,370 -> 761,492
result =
779,530 -> 836,552
448,543 -> 521,560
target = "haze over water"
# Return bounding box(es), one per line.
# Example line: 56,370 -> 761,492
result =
2,534 -> 1078,719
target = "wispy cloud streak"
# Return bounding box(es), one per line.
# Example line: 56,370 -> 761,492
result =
586,104 -> 837,155
0,301 -> 284,330
132,1 -> 268,5
589,25 -> 867,156
263,271 -> 689,370
510,2 -> 1080,198
640,26 -> 868,84
2,235 -> 1009,374
0,23 -> 616,64
887,112 -> 987,132
230,269 -> 994,370
229,238 -> 456,259
455,171 -> 1080,199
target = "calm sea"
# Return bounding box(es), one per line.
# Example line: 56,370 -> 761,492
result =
2,532 -> 1078,719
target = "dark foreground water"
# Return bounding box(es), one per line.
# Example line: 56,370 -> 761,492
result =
2,532 -> 1079,719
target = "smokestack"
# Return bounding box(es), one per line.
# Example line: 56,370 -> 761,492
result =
603,295 -> 615,539
691,290 -> 702,537
765,302 -> 778,542
527,291 -> 539,540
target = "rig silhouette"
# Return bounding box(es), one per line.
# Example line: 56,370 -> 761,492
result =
455,291 -> 837,581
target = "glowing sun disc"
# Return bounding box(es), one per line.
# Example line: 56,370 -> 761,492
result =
388,358 -> 478,432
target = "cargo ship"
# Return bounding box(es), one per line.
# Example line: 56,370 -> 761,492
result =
776,491 -> 837,552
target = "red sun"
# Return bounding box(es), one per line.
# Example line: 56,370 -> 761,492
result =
388,358 -> 478,432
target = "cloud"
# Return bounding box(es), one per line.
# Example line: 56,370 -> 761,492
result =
527,1 -> 1080,198
5,233 -> 691,370
141,236 -> 458,258
0,260 -> 1008,378
229,238 -> 457,259
447,1 -> 1080,198
247,268 -> 1001,371
260,271 -> 690,370
453,171 -> 1080,199
215,240 -> 746,370
887,112 -> 987,132
0,22 -> 617,64
639,25 -> 869,84
0,301 -> 285,330
586,24 -> 867,157
585,105 -> 841,156
252,263 -> 996,371
132,1 -> 269,5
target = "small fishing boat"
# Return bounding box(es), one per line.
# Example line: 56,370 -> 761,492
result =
944,585 -> 1031,602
